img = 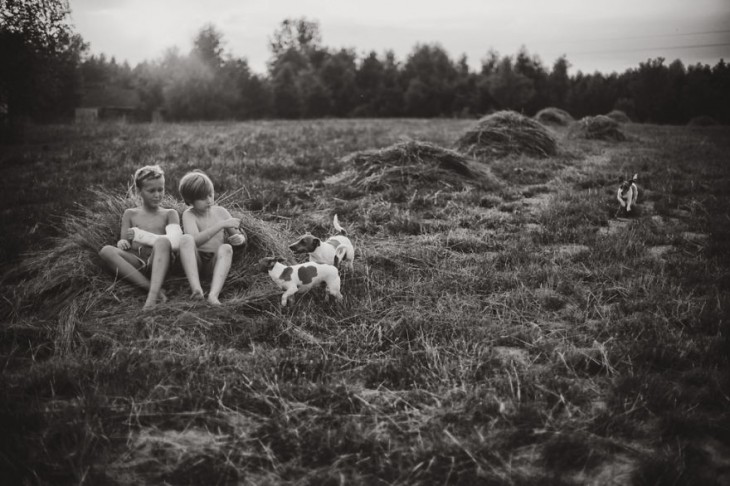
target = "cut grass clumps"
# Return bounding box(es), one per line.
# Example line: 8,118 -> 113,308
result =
332,140 -> 502,195
605,110 -> 631,124
569,115 -> 626,141
454,110 -> 559,159
534,107 -> 574,126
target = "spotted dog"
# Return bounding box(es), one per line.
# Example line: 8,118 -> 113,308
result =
289,214 -> 355,271
617,173 -> 638,213
257,257 -> 343,307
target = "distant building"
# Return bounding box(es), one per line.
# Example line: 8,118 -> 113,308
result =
75,86 -> 156,123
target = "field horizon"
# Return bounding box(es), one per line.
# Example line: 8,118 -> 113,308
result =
1,118 -> 729,485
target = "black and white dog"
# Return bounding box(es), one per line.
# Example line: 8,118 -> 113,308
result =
289,215 -> 355,271
617,173 -> 638,213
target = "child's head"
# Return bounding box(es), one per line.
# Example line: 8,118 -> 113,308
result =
134,165 -> 165,190
179,170 -> 215,205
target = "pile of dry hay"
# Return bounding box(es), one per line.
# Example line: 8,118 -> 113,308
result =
333,140 -> 502,193
569,115 -> 626,141
455,110 -> 558,158
688,115 -> 719,127
9,189 -> 291,346
534,107 -> 574,126
605,110 -> 631,123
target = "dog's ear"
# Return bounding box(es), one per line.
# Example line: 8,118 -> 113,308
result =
312,238 -> 321,248
631,173 -> 638,181
275,257 -> 286,263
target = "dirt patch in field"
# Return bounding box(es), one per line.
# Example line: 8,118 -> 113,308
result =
544,244 -> 591,259
598,219 -> 630,236
647,245 -> 676,259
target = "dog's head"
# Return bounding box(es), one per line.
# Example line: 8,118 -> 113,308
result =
618,173 -> 638,195
257,257 -> 285,273
289,234 -> 321,254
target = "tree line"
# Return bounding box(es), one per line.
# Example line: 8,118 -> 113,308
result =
2,0 -> 729,133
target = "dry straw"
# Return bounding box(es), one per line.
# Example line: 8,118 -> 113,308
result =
687,115 -> 719,127
569,115 -> 626,141
454,110 -> 558,158
337,140 -> 502,193
534,107 -> 574,126
605,110 -> 631,124
9,189 -> 291,352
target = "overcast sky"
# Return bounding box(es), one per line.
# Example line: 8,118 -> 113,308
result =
69,0 -> 730,75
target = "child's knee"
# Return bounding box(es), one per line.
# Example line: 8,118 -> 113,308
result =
99,245 -> 117,260
218,244 -> 233,258
180,234 -> 195,250
153,237 -> 172,253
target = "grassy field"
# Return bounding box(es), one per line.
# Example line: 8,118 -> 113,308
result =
1,118 -> 729,485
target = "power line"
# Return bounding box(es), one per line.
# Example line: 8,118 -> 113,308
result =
565,42 -> 730,56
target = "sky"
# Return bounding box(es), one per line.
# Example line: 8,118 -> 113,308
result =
69,0 -> 730,75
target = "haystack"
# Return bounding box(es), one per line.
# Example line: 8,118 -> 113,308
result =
688,115 -> 719,127
534,107 -> 574,126
605,110 -> 631,124
11,190 -> 291,331
569,115 -> 626,141
455,110 -> 558,158
333,140 -> 502,193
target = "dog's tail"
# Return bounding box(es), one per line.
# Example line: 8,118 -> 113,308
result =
333,214 -> 347,235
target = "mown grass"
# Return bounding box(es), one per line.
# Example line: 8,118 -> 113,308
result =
1,119 -> 729,485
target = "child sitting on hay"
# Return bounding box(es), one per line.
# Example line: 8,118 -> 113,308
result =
178,170 -> 247,306
99,164 -> 181,310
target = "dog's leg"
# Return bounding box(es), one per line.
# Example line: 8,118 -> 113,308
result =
281,287 -> 298,306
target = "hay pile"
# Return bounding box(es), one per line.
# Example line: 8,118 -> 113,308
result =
455,110 -> 558,158
605,110 -> 631,123
333,140 -> 502,193
11,190 -> 291,326
688,115 -> 719,127
569,115 -> 626,141
534,107 -> 574,126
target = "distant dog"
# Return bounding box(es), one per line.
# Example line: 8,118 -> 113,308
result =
289,214 -> 355,271
617,173 -> 638,213
257,257 -> 343,307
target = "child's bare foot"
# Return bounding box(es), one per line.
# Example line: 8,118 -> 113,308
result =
159,290 -> 168,303
207,296 -> 222,306
143,297 -> 157,310
191,289 -> 205,300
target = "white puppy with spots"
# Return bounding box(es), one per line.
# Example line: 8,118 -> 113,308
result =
289,214 -> 355,271
258,257 -> 343,307
617,173 -> 638,213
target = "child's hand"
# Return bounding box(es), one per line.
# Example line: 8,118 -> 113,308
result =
117,239 -> 131,250
229,233 -> 246,246
221,217 -> 241,229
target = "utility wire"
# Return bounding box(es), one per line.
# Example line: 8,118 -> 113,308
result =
566,42 -> 730,56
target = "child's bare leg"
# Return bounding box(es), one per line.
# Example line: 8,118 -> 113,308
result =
99,245 -> 151,291
144,238 -> 172,309
208,244 -> 233,306
179,234 -> 204,299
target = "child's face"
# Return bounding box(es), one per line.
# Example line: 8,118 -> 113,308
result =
191,192 -> 214,212
138,177 -> 165,209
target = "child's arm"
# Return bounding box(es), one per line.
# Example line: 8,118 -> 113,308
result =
219,207 -> 247,246
117,209 -> 133,250
182,209 -> 240,247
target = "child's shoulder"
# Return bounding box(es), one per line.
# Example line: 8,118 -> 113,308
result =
212,205 -> 232,217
